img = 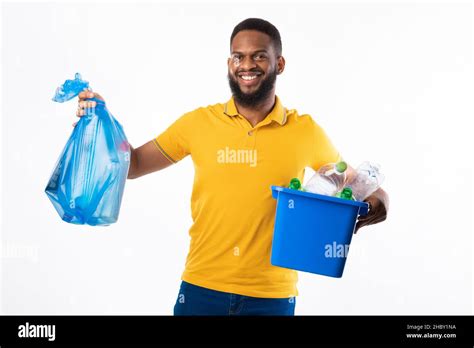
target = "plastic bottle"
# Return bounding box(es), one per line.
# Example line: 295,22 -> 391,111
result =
346,162 -> 384,201
303,161 -> 348,196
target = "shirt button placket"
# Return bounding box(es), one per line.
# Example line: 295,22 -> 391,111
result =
248,128 -> 257,149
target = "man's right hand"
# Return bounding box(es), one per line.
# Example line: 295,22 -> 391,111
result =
73,90 -> 105,127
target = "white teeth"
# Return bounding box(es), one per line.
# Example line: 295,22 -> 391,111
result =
241,75 -> 258,80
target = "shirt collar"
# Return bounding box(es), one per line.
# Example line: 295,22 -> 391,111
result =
223,96 -> 287,126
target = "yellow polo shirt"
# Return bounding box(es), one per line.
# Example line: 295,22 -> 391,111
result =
154,96 -> 341,298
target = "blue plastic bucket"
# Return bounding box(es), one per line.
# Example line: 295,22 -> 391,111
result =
270,186 -> 369,278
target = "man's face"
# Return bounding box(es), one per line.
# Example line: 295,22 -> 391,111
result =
227,30 -> 284,107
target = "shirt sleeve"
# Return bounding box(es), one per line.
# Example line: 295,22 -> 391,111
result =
309,117 -> 343,171
153,111 -> 196,163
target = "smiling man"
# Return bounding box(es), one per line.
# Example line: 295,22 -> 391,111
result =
76,18 -> 389,316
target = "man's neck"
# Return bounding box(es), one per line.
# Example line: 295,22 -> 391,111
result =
234,94 -> 276,127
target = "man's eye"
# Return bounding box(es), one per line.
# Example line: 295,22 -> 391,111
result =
254,54 -> 267,61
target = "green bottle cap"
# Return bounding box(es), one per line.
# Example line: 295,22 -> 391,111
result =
289,178 -> 302,190
338,187 -> 354,200
336,161 -> 347,173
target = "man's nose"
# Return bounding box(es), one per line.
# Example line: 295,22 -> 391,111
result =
239,55 -> 257,70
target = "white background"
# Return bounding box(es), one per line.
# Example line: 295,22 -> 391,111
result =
1,1 -> 472,315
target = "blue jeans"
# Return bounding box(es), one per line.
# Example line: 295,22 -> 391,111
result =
173,281 -> 296,316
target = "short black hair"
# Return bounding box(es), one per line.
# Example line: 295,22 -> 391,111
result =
230,18 -> 282,56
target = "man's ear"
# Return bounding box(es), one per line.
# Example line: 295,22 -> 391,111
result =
277,56 -> 286,75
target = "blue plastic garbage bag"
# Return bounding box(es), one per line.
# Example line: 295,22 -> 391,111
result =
45,73 -> 130,226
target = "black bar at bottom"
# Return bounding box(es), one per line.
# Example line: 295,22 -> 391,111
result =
0,315 -> 472,346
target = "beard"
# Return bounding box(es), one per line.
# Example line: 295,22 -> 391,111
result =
227,67 -> 278,108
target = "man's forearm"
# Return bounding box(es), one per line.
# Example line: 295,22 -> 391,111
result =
126,141 -> 174,179
127,145 -> 138,179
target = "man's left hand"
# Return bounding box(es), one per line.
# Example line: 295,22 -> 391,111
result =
354,192 -> 388,234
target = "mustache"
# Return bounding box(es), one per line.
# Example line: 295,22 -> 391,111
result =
235,68 -> 264,74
